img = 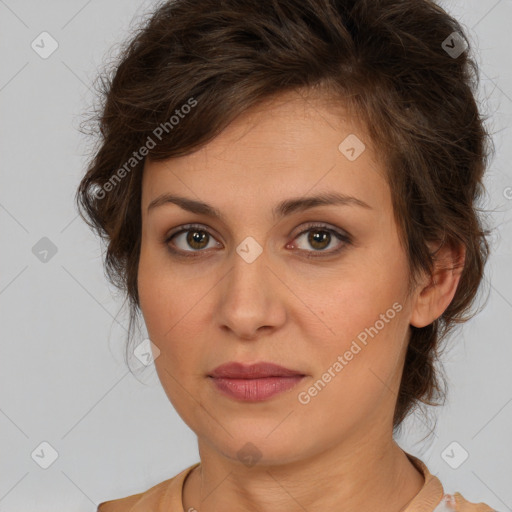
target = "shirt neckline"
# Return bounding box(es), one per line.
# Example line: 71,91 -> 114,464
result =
169,452 -> 444,512
403,452 -> 445,512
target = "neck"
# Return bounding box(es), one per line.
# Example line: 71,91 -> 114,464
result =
182,435 -> 425,512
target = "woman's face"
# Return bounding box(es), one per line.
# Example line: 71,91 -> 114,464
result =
137,90 -> 422,465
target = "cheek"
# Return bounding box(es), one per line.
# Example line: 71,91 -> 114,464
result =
138,256 -> 215,433
303,245 -> 410,395
138,240 -> 186,329
137,254 -> 168,336
137,255 -> 206,421
296,284 -> 408,429
137,245 -> 210,370
311,256 -> 408,348
312,286 -> 407,390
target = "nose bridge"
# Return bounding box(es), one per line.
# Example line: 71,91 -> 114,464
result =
215,237 -> 285,338
227,236 -> 268,302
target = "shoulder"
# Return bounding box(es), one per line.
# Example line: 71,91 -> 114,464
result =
403,452 -> 496,512
434,493 -> 496,512
96,478 -> 172,512
96,463 -> 199,512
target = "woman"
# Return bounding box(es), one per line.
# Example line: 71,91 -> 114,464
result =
76,0 -> 496,510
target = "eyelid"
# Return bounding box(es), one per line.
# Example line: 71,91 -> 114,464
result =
166,222 -> 218,238
164,223 -> 223,248
289,222 -> 352,257
164,221 -> 352,256
291,221 -> 351,241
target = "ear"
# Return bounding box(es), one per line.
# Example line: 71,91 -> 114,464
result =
410,240 -> 466,328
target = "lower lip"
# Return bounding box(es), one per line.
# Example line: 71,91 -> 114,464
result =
209,376 -> 305,401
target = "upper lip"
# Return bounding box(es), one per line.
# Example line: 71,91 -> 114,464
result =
209,362 -> 305,379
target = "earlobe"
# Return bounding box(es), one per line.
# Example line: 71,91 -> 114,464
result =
410,241 -> 466,328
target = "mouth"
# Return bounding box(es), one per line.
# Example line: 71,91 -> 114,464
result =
208,361 -> 305,379
207,361 -> 306,401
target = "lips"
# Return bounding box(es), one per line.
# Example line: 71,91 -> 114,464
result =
208,362 -> 307,401
208,361 -> 305,379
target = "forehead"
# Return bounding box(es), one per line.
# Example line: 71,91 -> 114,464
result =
182,89 -> 372,160
141,89 -> 389,215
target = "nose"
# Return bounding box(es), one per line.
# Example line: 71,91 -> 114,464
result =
215,245 -> 287,340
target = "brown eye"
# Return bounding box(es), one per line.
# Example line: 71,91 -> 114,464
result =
165,224 -> 221,254
307,229 -> 331,250
186,229 -> 209,250
291,223 -> 351,257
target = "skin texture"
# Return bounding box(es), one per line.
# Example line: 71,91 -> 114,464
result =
137,89 -> 464,512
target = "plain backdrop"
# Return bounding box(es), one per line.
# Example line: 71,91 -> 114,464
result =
1,0 -> 511,510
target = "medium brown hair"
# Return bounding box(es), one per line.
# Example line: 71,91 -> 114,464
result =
76,0 -> 493,430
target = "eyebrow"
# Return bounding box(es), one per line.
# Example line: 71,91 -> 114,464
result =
147,191 -> 372,220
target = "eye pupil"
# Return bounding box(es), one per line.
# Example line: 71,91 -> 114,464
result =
308,230 -> 330,250
187,230 -> 208,249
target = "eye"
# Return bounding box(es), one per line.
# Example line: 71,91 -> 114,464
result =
164,222 -> 351,258
288,223 -> 351,257
165,224 -> 222,254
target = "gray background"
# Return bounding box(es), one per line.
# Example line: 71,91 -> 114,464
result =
1,0 -> 511,510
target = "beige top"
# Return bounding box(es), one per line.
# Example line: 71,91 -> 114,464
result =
96,452 -> 496,512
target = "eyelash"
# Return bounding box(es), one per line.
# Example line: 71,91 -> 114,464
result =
163,222 -> 352,259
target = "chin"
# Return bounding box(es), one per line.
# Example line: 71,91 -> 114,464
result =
207,430 -> 313,468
